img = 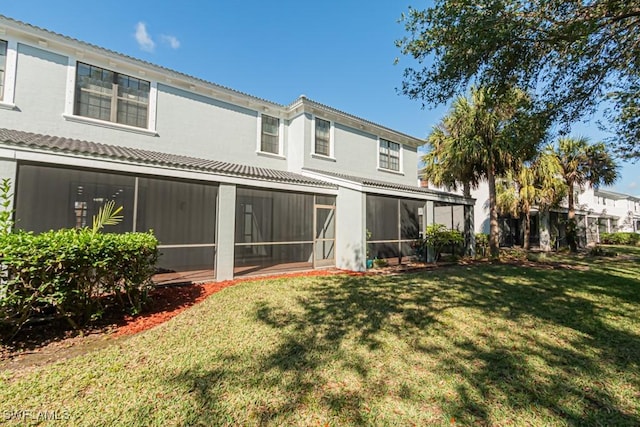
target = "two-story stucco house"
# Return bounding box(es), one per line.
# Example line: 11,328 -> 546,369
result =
463,181 -> 639,249
0,16 -> 473,283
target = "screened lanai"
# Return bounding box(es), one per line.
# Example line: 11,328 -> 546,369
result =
15,163 -> 219,284
233,188 -> 336,276
366,194 -> 424,262
14,164 -> 337,283
301,168 -> 475,265
366,197 -> 472,263
5,128 -> 336,284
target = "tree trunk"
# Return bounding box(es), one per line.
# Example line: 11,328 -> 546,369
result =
566,182 -> 578,252
463,182 -> 471,198
567,183 -> 575,221
487,164 -> 500,259
462,182 -> 474,256
523,210 -> 531,250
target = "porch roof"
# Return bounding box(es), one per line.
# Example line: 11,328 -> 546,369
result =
0,128 -> 335,188
302,168 -> 474,205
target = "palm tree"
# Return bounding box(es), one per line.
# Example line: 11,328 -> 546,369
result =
496,153 -> 565,250
549,137 -> 619,251
423,86 -> 548,258
423,117 -> 481,198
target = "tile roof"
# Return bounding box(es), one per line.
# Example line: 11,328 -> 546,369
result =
0,15 -> 425,145
0,15 -> 282,109
0,128 -> 335,188
290,97 -> 426,146
303,168 -> 472,202
594,188 -> 640,201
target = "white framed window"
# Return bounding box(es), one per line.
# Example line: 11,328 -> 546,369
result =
378,138 -> 401,172
312,117 -> 333,158
0,38 -> 17,107
0,40 -> 7,100
74,62 -> 150,129
257,113 -> 284,156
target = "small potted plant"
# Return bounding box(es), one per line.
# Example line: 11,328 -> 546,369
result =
366,229 -> 373,268
372,258 -> 388,268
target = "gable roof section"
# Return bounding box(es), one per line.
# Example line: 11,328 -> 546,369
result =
0,15 -> 282,110
0,15 -> 425,147
288,97 -> 425,148
594,188 -> 640,202
0,128 -> 335,188
302,168 -> 473,204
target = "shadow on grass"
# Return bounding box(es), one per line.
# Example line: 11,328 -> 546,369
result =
164,259 -> 640,425
1,284 -> 206,356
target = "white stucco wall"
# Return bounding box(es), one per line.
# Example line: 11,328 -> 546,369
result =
286,113 -> 306,172
304,119 -> 419,186
470,184 -> 491,234
335,186 -> 366,271
468,180 -> 640,236
1,39 -> 424,184
0,43 -> 288,169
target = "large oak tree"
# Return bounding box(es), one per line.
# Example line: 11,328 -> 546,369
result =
397,0 -> 640,159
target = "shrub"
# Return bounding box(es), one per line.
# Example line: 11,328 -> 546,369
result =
600,232 -> 640,246
475,233 -> 489,257
0,178 -> 13,234
417,224 -> 464,263
372,258 -> 389,268
0,228 -> 158,337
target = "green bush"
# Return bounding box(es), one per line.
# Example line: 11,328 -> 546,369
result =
0,228 -> 158,336
600,232 -> 640,246
475,233 -> 489,256
417,224 -> 464,263
372,258 -> 389,268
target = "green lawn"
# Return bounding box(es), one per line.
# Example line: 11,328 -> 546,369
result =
2,247 -> 640,426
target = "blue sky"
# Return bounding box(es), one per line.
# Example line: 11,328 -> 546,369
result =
2,1 -> 637,194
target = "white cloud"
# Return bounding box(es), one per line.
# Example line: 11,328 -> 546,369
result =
135,22 -> 155,52
629,181 -> 638,190
161,35 -> 181,49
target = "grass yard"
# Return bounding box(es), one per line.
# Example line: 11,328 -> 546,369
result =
2,247 -> 640,426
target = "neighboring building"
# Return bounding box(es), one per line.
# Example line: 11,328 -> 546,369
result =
421,173 -> 640,249
0,16 -> 473,282
510,186 -> 640,249
579,187 -> 640,236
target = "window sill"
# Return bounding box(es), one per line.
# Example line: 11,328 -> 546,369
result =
62,114 -> 159,136
377,167 -> 404,176
256,150 -> 286,160
0,101 -> 17,110
311,153 -> 336,162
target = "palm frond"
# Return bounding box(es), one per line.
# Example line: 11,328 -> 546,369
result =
92,200 -> 124,234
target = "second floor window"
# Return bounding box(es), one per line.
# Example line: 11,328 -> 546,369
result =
261,114 -> 280,154
0,40 -> 7,100
314,118 -> 331,156
379,139 -> 400,171
75,62 -> 150,128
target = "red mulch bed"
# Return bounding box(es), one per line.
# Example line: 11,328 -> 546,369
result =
113,281 -> 233,336
1,270 -> 364,371
113,269 -> 346,337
